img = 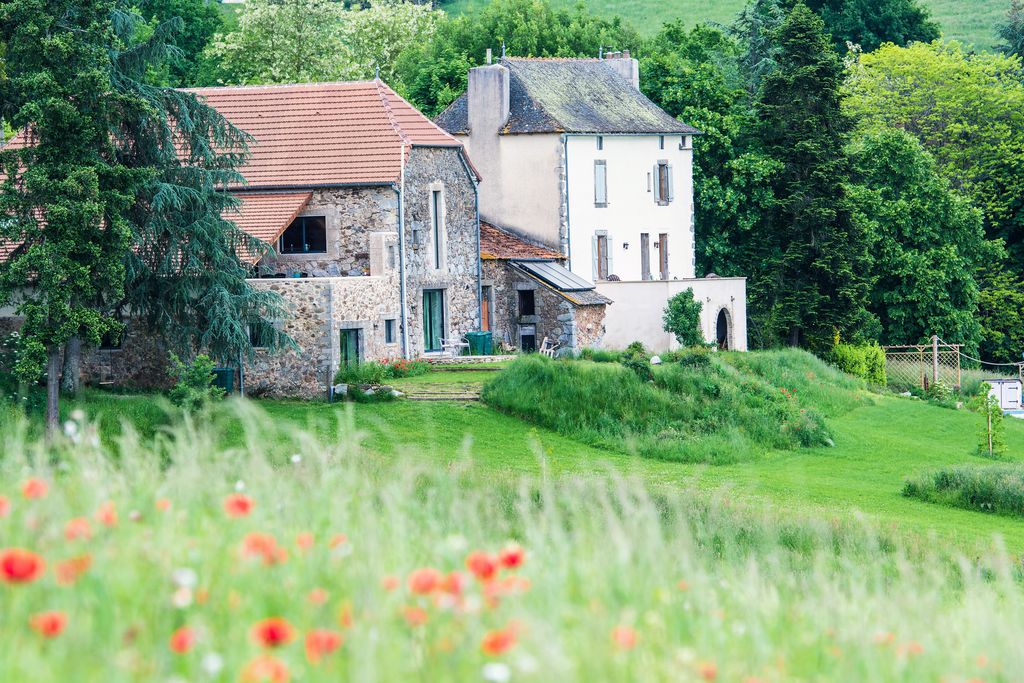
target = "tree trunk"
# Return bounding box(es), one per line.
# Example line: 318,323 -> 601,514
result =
46,346 -> 61,437
61,336 -> 81,396
788,326 -> 801,347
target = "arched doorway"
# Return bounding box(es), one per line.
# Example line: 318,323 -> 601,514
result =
716,308 -> 731,350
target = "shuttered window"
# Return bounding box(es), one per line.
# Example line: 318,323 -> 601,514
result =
594,160 -> 608,207
653,161 -> 673,206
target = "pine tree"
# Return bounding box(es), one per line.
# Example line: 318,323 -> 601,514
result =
998,0 -> 1024,58
751,3 -> 872,350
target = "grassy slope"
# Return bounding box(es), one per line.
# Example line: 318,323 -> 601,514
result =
442,0 -> 1008,50
66,386 -> 1024,552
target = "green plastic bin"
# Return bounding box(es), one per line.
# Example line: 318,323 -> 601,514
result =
465,331 -> 493,356
212,367 -> 235,393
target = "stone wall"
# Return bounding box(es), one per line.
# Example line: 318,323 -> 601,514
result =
256,186 -> 398,278
243,274 -> 401,399
81,324 -> 171,390
403,146 -> 480,356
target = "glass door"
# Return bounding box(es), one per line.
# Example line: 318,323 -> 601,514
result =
423,289 -> 445,352
340,329 -> 360,368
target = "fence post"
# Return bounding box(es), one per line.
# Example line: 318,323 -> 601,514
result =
932,335 -> 939,387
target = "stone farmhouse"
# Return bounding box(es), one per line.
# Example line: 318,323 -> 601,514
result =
436,53 -> 748,351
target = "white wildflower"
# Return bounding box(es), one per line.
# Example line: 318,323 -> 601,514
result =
482,662 -> 511,683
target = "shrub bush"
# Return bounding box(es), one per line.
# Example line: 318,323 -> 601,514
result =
167,354 -> 225,411
829,343 -> 886,386
662,288 -> 704,347
334,359 -> 431,386
903,465 -> 1024,517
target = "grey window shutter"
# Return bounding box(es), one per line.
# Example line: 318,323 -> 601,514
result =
652,164 -> 661,203
594,161 -> 607,205
591,235 -> 599,280
606,239 -> 614,278
667,164 -> 675,203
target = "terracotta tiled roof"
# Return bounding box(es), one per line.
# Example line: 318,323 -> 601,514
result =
480,221 -> 563,260
187,80 -> 474,189
225,191 -> 313,262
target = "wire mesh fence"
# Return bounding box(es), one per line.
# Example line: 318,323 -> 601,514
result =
882,340 -> 962,391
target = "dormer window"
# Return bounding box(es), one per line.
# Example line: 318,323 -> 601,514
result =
279,216 -> 327,254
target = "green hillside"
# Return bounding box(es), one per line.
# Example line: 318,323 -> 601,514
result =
442,0 -> 1009,50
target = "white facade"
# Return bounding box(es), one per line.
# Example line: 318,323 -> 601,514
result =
564,133 -> 695,283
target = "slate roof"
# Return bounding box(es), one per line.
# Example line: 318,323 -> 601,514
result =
480,221 -> 563,260
188,80 -> 477,188
435,58 -> 700,136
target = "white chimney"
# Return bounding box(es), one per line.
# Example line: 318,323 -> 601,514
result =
604,53 -> 639,89
467,64 -> 510,134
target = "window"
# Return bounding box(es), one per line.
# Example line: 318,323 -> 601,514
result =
100,329 -> 123,351
279,215 -> 327,254
653,161 -> 673,206
596,136 -> 603,150
640,232 -> 651,281
659,233 -> 669,280
595,233 -> 610,280
594,160 -> 608,207
249,319 -> 277,349
519,324 -> 537,352
659,135 -> 665,150
518,289 -> 536,317
423,289 -> 445,352
430,189 -> 443,269
387,244 -> 397,270
384,319 -> 397,344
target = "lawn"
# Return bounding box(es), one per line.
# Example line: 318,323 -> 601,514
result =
440,0 -> 1010,50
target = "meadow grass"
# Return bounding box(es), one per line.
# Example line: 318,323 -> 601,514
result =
904,464 -> 1024,517
481,350 -> 852,464
1,405 -> 1023,681
440,0 -> 1008,50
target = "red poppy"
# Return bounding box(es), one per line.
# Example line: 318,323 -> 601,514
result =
251,617 -> 295,648
169,626 -> 197,654
338,602 -> 353,629
155,498 -> 172,512
95,501 -> 118,528
55,554 -> 92,586
64,517 -> 93,541
698,661 -> 718,681
29,611 -> 67,638
242,533 -> 287,565
223,493 -> 254,518
21,478 -> 48,500
407,567 -> 443,595
241,654 -> 290,683
307,587 -> 329,605
611,625 -> 638,650
328,533 -> 347,549
480,626 -> 518,656
296,532 -> 314,552
498,543 -> 526,569
304,628 -> 344,663
0,547 -> 46,584
441,571 -> 466,596
381,575 -> 400,591
402,605 -> 428,627
465,551 -> 498,582
0,495 -> 10,517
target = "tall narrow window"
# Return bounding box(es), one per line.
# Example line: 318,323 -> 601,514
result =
340,329 -> 361,368
658,135 -> 665,150
384,319 -> 397,344
596,135 -> 603,150
481,286 -> 493,331
640,233 -> 651,281
430,189 -> 443,269
653,161 -> 673,205
423,289 -> 445,352
596,234 -> 610,280
594,160 -> 608,207
659,233 -> 669,280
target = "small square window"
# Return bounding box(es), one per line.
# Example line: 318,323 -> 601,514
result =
518,289 -> 536,317
385,319 -> 397,344
249,319 -> 277,349
279,216 -> 327,254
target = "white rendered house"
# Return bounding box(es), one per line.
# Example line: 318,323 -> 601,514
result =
436,54 -> 747,351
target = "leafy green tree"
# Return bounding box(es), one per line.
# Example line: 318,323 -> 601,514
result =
641,23 -> 779,277
751,3 -> 873,350
844,42 -> 1024,269
663,288 -> 705,347
135,0 -> 225,85
802,0 -> 939,51
730,0 -> 788,95
976,265 -> 1024,364
997,0 -> 1024,58
848,129 -> 994,350
339,1 -> 442,84
0,0 -> 143,430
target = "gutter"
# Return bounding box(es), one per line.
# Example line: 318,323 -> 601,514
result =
561,135 -> 572,269
396,145 -> 411,360
456,150 -> 483,330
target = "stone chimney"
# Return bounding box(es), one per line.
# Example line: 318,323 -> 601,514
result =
467,64 -> 510,134
603,52 -> 639,89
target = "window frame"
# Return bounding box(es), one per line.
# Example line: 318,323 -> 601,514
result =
248,318 -> 278,350
384,318 -> 397,345
430,188 -> 444,270
518,288 -> 536,317
594,159 -> 608,207
278,215 -> 328,255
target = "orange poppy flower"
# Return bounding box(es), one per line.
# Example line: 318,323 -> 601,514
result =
305,629 -> 344,663
0,495 -> 10,517
480,626 -> 518,656
328,533 -> 348,549
337,602 -> 353,629
155,498 -> 172,512
403,605 -> 429,627
308,587 -> 329,605
169,626 -> 197,654
611,625 -> 638,650
251,617 -> 296,648
95,501 -> 118,528
21,478 -> 48,500
0,547 -> 46,584
241,654 -> 290,683
223,493 -> 254,518
29,611 -> 67,638
64,517 -> 93,541
381,575 -> 400,591
407,567 -> 443,595
242,533 -> 288,565
296,532 -> 314,552
55,554 -> 92,585
441,571 -> 466,596
465,551 -> 498,582
498,543 -> 526,569
698,661 -> 718,681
